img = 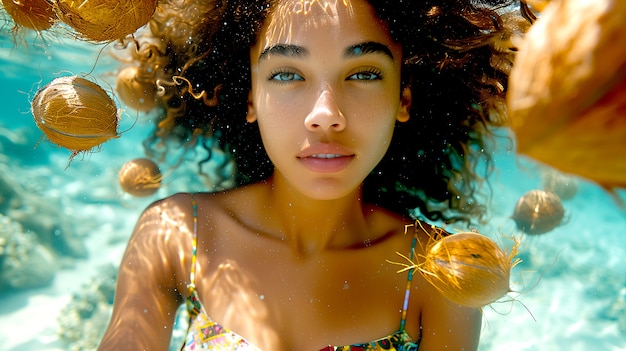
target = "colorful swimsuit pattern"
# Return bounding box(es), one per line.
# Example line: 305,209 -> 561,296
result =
181,196 -> 420,351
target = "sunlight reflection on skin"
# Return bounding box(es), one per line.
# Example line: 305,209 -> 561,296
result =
263,0 -> 354,45
105,201 -> 194,348
133,197 -> 281,348
254,0 -> 391,159
201,260 -> 281,347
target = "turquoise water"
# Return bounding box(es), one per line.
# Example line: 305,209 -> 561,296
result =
1,30 -> 625,351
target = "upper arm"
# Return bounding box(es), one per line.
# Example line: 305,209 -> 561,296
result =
418,287 -> 482,351
98,194 -> 194,351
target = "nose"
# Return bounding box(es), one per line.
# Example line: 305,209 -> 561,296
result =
304,88 -> 346,133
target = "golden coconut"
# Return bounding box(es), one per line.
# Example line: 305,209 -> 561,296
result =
419,232 -> 519,308
115,66 -> 158,111
32,76 -> 119,153
2,0 -> 57,31
507,0 -> 626,190
54,0 -> 157,42
118,158 -> 162,197
512,189 -> 565,235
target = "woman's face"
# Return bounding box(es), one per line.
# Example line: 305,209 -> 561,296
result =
248,0 -> 411,200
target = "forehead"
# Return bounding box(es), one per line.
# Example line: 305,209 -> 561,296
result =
257,0 -> 392,48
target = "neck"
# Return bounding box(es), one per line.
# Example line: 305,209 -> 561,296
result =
263,173 -> 372,256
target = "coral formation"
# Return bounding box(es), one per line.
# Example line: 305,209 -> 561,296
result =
0,163 -> 87,293
57,264 -> 117,351
605,287 -> 626,336
0,213 -> 56,290
56,265 -> 190,350
0,164 -> 86,258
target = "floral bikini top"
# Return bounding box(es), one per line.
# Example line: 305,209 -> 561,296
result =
180,197 -> 420,351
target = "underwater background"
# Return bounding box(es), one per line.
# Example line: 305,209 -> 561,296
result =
1,30 -> 625,351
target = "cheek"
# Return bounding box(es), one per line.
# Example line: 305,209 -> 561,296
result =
349,113 -> 395,152
349,96 -> 399,131
353,103 -> 399,153
369,121 -> 396,151
254,98 -> 302,155
257,90 -> 300,121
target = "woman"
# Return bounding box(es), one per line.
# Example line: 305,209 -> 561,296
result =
99,0 -> 522,349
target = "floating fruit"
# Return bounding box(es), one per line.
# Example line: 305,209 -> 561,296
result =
115,66 -> 158,111
55,0 -> 158,42
32,76 -> 119,154
507,0 -> 626,190
512,190 -> 565,235
118,158 -> 162,197
2,0 -> 57,31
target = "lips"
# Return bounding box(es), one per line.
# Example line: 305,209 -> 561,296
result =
309,153 -> 345,159
297,143 -> 354,173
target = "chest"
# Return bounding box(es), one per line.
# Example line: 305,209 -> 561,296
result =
190,238 -> 420,350
180,208 -> 422,350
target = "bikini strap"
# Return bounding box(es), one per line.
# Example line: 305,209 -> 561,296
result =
188,194 -> 199,293
399,234 -> 418,332
185,194 -> 205,320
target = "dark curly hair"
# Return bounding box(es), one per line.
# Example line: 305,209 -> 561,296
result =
118,0 -> 528,224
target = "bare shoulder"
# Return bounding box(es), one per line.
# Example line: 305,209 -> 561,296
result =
125,192 -> 199,286
98,192 -> 199,351
132,192 -> 196,251
359,203 -> 421,248
190,183 -> 274,232
192,182 -> 265,210
139,188 -> 258,248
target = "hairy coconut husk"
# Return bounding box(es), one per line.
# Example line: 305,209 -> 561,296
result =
418,232 -> 519,308
2,0 -> 57,31
55,0 -> 157,42
118,158 -> 162,197
32,76 -> 119,153
389,224 -> 520,309
507,0 -> 626,190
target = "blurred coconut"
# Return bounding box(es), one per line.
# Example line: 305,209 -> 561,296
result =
419,231 -> 519,308
32,76 -> 119,154
512,190 -> 565,235
542,170 -> 579,200
1,0 -> 57,31
54,0 -> 157,42
115,66 -> 158,111
118,158 -> 162,197
507,0 -> 626,190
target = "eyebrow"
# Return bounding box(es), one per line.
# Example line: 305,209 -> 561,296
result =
259,44 -> 309,61
258,41 -> 394,61
344,41 -> 394,60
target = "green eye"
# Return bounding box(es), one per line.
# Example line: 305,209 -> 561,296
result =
269,71 -> 304,81
348,69 -> 382,81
